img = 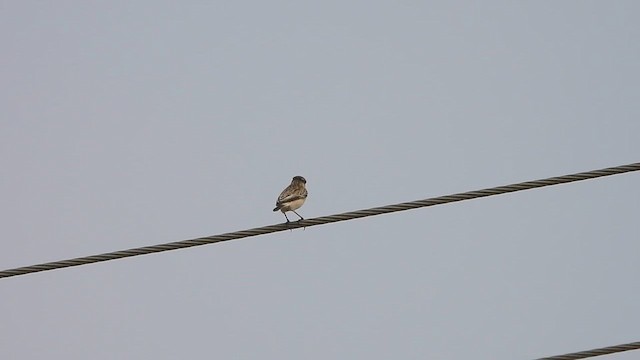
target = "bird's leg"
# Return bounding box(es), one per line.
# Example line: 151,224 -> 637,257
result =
292,211 -> 306,230
283,213 -> 294,231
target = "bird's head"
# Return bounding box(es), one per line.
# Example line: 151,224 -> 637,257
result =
292,176 -> 307,184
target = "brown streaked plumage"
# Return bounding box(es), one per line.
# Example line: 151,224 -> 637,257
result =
273,176 -> 308,222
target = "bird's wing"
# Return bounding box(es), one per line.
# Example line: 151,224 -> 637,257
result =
276,186 -> 307,205
277,194 -> 305,204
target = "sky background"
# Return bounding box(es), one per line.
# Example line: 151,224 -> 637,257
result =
1,2 -> 639,359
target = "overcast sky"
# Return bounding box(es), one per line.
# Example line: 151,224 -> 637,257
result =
1,2 -> 639,359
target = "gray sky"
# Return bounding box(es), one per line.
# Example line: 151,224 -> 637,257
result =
1,2 -> 639,359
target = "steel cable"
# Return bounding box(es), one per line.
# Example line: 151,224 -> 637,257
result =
1,162 -> 638,279
535,340 -> 640,359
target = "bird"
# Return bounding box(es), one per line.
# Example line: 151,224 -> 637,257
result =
273,176 -> 308,223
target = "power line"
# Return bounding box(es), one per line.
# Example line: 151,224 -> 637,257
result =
1,162 -> 638,279
535,340 -> 640,359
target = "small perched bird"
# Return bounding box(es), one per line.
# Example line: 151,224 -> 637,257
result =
273,176 -> 308,222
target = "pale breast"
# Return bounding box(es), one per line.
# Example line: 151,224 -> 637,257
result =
280,198 -> 306,212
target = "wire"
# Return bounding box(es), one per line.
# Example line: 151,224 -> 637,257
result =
0,162 -> 638,279
535,340 -> 640,359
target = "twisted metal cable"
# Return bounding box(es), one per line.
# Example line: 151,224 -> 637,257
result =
535,341 -> 640,359
1,162 -> 638,279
